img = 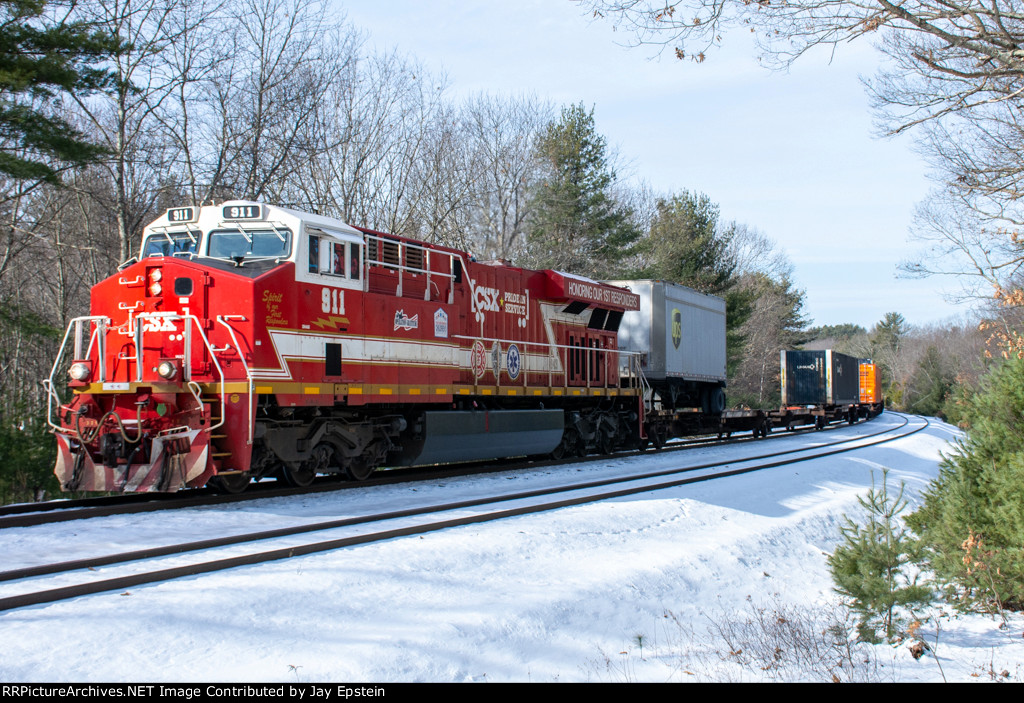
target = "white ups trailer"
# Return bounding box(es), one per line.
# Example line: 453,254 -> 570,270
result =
609,280 -> 727,413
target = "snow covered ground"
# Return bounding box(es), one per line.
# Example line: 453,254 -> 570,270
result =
1,413 -> 1021,683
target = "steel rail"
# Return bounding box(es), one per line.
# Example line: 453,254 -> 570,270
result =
0,414 -> 926,612
1,414 -> 909,583
0,413 -> 868,528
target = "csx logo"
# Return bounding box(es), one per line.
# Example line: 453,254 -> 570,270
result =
474,284 -> 501,312
143,317 -> 177,333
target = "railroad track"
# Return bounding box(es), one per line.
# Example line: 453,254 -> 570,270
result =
0,413 -> 864,529
0,413 -> 926,613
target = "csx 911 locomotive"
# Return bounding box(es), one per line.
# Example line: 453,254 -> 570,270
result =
47,202 -> 712,493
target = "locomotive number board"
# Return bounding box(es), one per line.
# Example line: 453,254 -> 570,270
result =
166,207 -> 196,223
223,204 -> 262,220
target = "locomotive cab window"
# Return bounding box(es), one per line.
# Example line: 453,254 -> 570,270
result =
207,227 -> 291,261
142,230 -> 199,258
304,227 -> 364,288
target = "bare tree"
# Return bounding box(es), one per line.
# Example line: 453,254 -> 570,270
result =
70,0 -> 224,262
582,1 -> 1024,304
727,226 -> 808,406
0,179 -> 46,285
902,186 -> 1024,299
217,0 -> 352,201
462,94 -> 550,260
404,100 -> 476,249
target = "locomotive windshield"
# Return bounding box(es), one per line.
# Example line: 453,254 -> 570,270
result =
142,230 -> 199,258
207,227 -> 292,261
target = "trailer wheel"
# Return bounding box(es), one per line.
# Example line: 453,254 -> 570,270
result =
702,387 -> 726,415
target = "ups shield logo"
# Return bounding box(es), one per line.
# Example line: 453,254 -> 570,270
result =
671,308 -> 682,349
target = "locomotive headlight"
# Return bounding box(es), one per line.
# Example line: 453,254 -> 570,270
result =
156,360 -> 178,380
148,268 -> 163,296
68,362 -> 91,382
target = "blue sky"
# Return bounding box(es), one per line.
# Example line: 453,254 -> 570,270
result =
340,0 -> 968,330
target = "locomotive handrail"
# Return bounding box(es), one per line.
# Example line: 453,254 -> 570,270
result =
451,333 -> 560,349
186,381 -> 204,415
364,232 -> 458,303
452,331 -> 641,391
216,315 -> 254,443
45,316 -> 110,431
620,353 -> 652,414
132,312 -> 236,434
452,333 -> 642,359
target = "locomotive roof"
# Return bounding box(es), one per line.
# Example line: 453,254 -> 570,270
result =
142,203 -> 637,312
145,201 -> 365,237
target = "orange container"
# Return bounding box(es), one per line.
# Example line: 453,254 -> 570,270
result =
859,362 -> 879,404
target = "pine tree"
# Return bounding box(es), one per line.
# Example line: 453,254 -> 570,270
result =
870,312 -> 907,407
908,356 -> 1024,611
829,470 -> 931,643
527,103 -> 639,277
643,191 -> 735,292
0,0 -> 123,183
640,192 -> 755,375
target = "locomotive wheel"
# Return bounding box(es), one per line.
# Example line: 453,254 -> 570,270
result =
283,444 -> 330,488
344,457 -> 374,481
211,472 -> 251,494
551,428 -> 584,460
573,430 -> 587,457
596,428 -> 614,455
282,463 -> 316,488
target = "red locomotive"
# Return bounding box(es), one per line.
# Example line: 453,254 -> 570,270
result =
44,202 -> 647,493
